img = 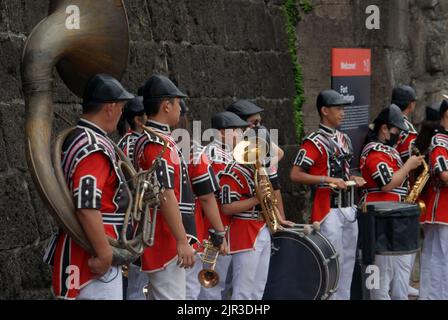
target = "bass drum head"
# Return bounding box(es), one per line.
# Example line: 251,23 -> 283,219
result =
263,230 -> 337,300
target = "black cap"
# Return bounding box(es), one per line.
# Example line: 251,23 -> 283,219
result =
316,90 -> 351,110
391,85 -> 417,109
180,100 -> 189,116
124,96 -> 144,114
374,104 -> 408,132
142,75 -> 187,101
226,100 -> 264,118
211,112 -> 250,129
426,101 -> 443,121
83,74 -> 134,106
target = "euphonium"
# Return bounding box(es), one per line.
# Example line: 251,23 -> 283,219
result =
21,0 -> 160,265
233,138 -> 282,234
404,145 -> 429,214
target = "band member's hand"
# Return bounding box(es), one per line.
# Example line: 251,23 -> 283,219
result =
209,228 -> 226,248
350,176 -> 367,187
326,177 -> 347,190
279,218 -> 295,227
88,253 -> 112,276
176,241 -> 195,269
219,238 -> 229,256
406,155 -> 424,170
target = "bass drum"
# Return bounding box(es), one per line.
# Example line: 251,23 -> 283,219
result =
263,228 -> 339,300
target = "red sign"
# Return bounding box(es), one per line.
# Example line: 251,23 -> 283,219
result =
332,48 -> 371,77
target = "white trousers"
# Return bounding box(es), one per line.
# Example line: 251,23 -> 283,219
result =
319,207 -> 358,300
76,266 -> 122,300
420,224 -> 448,300
231,226 -> 271,300
186,254 -> 203,300
127,259 -> 186,300
198,255 -> 233,300
126,264 -> 148,300
370,254 -> 413,300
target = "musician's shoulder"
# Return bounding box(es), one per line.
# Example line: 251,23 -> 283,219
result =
219,162 -> 244,186
362,142 -> 390,158
302,131 -> 324,152
431,132 -> 448,148
373,143 -> 393,153
142,131 -> 172,150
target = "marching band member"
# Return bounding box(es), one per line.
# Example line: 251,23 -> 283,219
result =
129,75 -> 196,300
116,96 -> 147,300
419,100 -> 448,299
117,96 -> 147,164
290,90 -> 365,300
393,85 -> 419,162
360,104 -> 423,300
197,111 -> 250,300
43,74 -> 134,299
226,99 -> 284,165
226,100 -> 291,225
392,85 -> 420,297
216,112 -> 272,300
173,102 -> 228,300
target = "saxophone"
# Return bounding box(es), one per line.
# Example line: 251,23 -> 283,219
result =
404,145 -> 429,214
233,138 -> 282,234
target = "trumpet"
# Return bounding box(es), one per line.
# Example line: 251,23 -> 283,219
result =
198,240 -> 220,288
197,227 -> 228,288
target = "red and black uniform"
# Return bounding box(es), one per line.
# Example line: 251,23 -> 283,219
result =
189,142 -> 220,248
118,130 -> 140,164
133,120 -> 195,272
360,141 -> 408,202
293,124 -> 354,222
396,116 -> 418,162
203,140 -> 280,241
43,119 -> 129,299
203,141 -> 236,230
219,162 -> 266,253
422,132 -> 448,224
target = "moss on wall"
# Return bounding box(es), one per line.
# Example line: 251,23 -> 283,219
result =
283,0 -> 313,142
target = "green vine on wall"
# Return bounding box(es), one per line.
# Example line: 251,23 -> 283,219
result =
283,0 -> 313,142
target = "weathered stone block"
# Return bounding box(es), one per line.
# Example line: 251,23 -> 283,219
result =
0,102 -> 27,170
0,172 -> 39,250
0,0 -> 49,35
16,242 -> 52,293
0,35 -> 25,102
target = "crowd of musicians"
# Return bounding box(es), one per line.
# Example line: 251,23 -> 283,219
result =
43,73 -> 448,300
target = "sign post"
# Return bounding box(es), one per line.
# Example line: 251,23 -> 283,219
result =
331,48 -> 371,171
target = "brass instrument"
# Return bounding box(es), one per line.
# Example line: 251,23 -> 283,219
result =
198,239 -> 221,288
404,145 -> 429,214
233,138 -> 282,234
21,0 -> 163,265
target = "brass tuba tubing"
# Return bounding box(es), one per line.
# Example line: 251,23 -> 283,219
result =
22,0 -> 130,260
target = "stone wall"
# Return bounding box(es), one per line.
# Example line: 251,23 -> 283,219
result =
0,0 -> 299,299
298,0 -> 448,134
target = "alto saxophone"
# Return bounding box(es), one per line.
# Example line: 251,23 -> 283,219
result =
404,145 -> 429,214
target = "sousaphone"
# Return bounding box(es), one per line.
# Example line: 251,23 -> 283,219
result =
21,0 -> 144,265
